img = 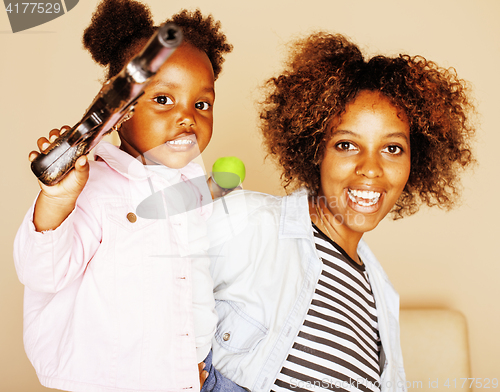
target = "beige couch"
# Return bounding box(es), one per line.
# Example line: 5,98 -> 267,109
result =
399,309 -> 471,391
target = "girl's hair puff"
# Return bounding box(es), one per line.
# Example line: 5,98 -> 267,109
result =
83,0 -> 232,80
169,9 -> 232,81
260,32 -> 476,218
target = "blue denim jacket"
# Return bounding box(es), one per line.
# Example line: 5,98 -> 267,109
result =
208,190 -> 406,392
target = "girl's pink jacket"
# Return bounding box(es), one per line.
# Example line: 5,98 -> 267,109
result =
14,142 -> 214,392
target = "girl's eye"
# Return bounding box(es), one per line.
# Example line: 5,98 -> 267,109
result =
195,101 -> 211,111
384,145 -> 403,155
336,141 -> 356,151
154,96 -> 173,105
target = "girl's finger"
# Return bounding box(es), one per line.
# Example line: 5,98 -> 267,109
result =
75,155 -> 89,171
36,137 -> 49,151
28,151 -> 39,162
48,128 -> 62,141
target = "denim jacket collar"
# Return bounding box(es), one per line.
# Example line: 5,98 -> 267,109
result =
280,189 -> 314,240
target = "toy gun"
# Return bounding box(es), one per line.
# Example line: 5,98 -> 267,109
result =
31,22 -> 183,185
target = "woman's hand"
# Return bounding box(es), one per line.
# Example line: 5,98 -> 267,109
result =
30,126 -> 90,231
198,361 -> 208,390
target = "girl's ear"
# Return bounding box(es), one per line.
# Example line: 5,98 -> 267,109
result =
113,108 -> 135,132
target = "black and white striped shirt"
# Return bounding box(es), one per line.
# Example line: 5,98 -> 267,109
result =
272,224 -> 381,392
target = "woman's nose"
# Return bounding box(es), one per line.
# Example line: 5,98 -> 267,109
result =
355,152 -> 383,178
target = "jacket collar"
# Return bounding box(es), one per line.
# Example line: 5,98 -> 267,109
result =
280,189 -> 314,239
280,188 -> 383,274
93,142 -> 205,182
94,142 -> 151,181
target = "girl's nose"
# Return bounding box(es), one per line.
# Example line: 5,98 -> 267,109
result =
356,152 -> 383,178
176,105 -> 196,128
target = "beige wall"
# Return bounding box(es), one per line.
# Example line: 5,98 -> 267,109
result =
1,0 -> 498,390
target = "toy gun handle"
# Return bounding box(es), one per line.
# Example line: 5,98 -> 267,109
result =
31,22 -> 183,186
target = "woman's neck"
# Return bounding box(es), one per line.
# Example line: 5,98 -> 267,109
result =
308,199 -> 363,265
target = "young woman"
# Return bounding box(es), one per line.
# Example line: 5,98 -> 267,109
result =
207,32 -> 475,392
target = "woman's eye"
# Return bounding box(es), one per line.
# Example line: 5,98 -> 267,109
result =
384,145 -> 403,155
154,96 -> 173,105
336,141 -> 356,151
195,101 -> 211,111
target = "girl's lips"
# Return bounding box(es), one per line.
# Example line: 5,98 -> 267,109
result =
165,134 -> 197,152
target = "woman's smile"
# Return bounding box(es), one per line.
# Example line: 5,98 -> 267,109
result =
347,188 -> 382,208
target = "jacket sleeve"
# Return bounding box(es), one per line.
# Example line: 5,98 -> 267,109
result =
13,190 -> 101,293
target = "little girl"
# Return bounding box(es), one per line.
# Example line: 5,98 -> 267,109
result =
13,0 -> 243,391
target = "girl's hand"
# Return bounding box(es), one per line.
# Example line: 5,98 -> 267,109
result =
30,126 -> 90,231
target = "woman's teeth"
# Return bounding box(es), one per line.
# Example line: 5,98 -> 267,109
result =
348,189 -> 381,207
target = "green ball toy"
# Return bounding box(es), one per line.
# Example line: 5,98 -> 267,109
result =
212,156 -> 246,189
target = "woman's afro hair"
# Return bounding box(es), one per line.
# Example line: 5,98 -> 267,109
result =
260,32 -> 476,218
